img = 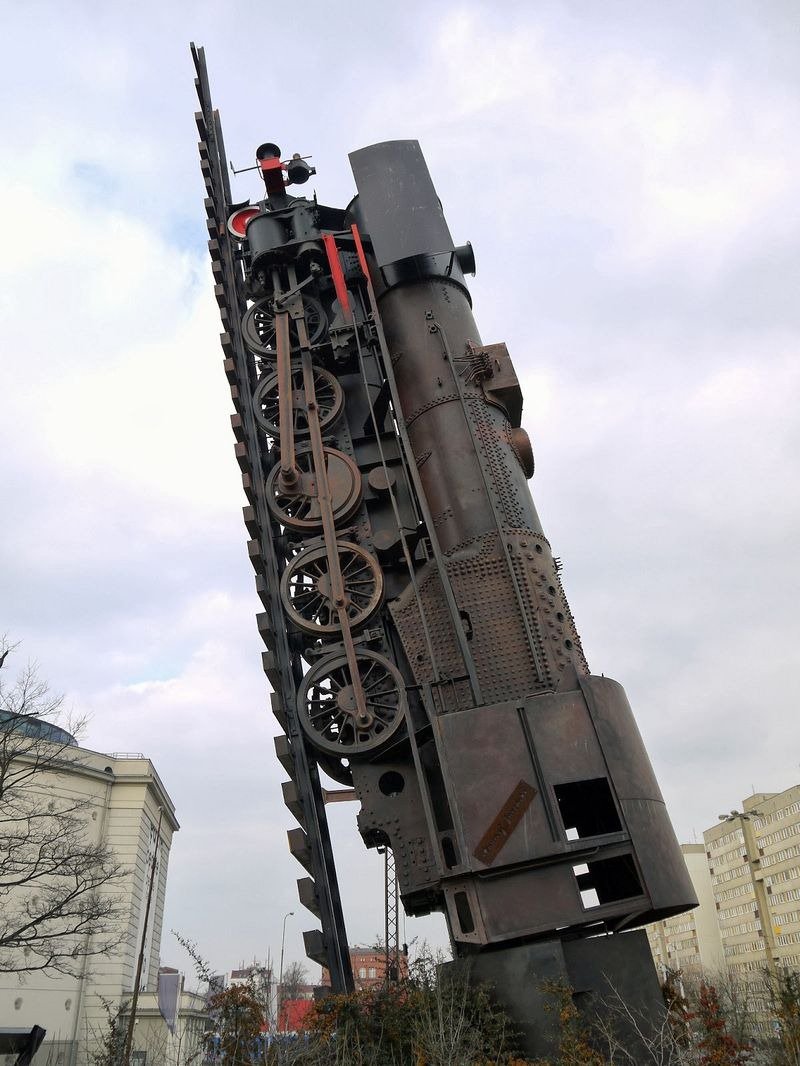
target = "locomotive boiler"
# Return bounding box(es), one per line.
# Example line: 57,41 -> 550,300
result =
192,44 -> 696,1057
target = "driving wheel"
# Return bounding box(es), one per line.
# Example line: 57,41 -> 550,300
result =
242,294 -> 327,354
253,363 -> 343,437
298,650 -> 406,757
266,447 -> 361,531
281,541 -> 383,636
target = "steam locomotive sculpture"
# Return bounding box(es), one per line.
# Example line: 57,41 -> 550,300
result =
192,44 -> 696,1056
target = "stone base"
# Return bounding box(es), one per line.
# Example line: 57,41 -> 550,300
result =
445,930 -> 665,1063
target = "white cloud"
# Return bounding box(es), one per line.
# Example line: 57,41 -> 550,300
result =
1,0 -> 798,976
355,8 -> 799,286
0,174 -> 238,511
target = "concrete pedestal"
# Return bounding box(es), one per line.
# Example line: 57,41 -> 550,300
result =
446,930 -> 665,1063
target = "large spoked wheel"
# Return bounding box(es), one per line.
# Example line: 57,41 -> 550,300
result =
298,651 -> 407,757
266,448 -> 362,531
242,295 -> 327,355
281,542 -> 383,636
253,364 -> 343,437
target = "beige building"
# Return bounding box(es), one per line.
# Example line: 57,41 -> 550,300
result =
704,785 -> 800,982
0,739 -> 203,1066
646,844 -> 725,978
645,782 -> 800,999
121,978 -> 208,1066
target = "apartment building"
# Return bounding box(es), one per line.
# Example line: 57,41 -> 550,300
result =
752,786 -> 800,972
646,844 -> 724,977
704,784 -> 800,981
645,782 -> 800,1000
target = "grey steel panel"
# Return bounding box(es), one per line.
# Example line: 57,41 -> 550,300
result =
349,140 -> 454,265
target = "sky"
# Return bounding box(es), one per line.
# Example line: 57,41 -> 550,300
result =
1,0 -> 799,984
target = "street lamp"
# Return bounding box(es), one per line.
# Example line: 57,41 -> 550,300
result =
718,809 -> 763,822
717,809 -> 777,975
278,911 -> 294,1033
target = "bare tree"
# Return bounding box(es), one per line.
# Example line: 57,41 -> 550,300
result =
279,960 -> 309,1002
172,929 -> 214,986
593,978 -> 697,1065
86,997 -> 129,1066
0,638 -> 125,975
703,969 -> 762,1051
759,966 -> 800,1066
408,950 -> 516,1066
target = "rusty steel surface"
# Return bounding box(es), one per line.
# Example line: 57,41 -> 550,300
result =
280,540 -> 383,636
192,47 -> 696,1051
473,781 -> 538,866
266,446 -> 362,531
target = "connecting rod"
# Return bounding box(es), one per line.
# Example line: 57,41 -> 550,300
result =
274,271 -> 299,489
272,263 -> 371,730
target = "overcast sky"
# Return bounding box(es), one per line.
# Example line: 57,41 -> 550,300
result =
1,0 -> 799,984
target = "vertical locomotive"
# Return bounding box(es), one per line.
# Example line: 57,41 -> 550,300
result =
192,45 -> 695,1055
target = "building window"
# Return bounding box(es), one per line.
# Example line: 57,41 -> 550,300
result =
359,967 -> 367,979
369,967 -> 376,978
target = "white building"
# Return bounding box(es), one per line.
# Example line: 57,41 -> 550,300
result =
645,843 -> 725,978
0,736 -> 203,1066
